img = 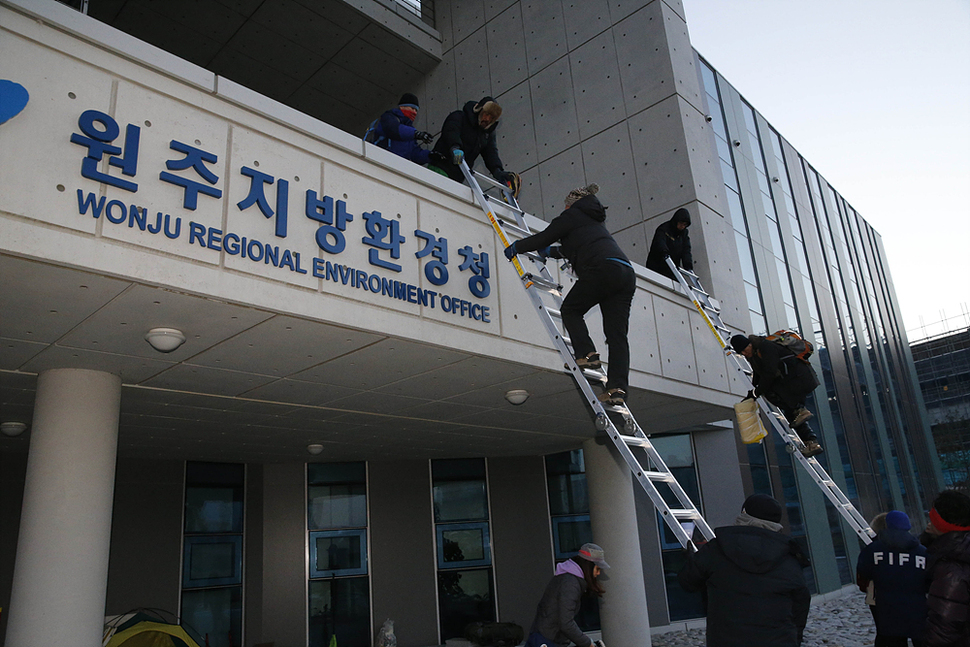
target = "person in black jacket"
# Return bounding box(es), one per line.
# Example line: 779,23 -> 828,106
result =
856,510 -> 929,646
526,543 -> 608,647
430,96 -> 515,186
679,494 -> 811,647
730,334 -> 823,457
923,490 -> 970,647
645,208 -> 693,279
504,183 -> 636,405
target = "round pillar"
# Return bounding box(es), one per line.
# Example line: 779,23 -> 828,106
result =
583,438 -> 652,647
6,369 -> 122,647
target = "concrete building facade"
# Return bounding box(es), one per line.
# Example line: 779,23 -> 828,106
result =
0,1 -> 941,646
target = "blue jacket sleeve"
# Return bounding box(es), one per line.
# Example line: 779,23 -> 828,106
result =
379,111 -> 416,142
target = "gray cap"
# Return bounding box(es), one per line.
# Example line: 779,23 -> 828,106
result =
577,542 -> 610,569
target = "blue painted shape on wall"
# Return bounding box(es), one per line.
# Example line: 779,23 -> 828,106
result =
0,80 -> 29,125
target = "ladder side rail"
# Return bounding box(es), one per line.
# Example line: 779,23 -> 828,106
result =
462,163 -> 715,550
664,258 -> 875,544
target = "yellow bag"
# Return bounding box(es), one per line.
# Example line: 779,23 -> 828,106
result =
734,397 -> 767,444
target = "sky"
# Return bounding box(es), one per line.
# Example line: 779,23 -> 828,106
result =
681,0 -> 970,341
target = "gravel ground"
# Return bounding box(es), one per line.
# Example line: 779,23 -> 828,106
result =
651,589 -> 878,647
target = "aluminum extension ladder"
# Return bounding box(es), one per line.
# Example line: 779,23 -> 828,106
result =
664,257 -> 875,545
458,160 -> 715,550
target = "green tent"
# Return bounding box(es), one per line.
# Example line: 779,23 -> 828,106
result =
103,610 -> 203,647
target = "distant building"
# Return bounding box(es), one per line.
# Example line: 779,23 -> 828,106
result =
912,327 -> 970,490
0,1 -> 942,646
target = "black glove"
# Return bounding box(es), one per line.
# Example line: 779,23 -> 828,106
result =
744,390 -> 755,401
494,170 -> 513,184
414,130 -> 433,144
428,150 -> 447,165
503,242 -> 518,261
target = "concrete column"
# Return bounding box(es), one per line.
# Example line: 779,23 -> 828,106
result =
6,369 -> 122,647
583,438 -> 651,647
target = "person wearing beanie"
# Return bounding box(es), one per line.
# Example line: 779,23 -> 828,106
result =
679,494 -> 810,647
730,333 -> 823,457
430,96 -> 515,187
526,543 -> 608,647
645,207 -> 694,279
504,183 -> 636,406
365,92 -> 434,165
856,509 -> 929,646
923,490 -> 970,646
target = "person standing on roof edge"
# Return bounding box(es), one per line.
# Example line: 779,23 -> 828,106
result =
645,207 -> 693,279
367,93 -> 434,165
429,96 -> 515,188
504,184 -> 635,406
730,333 -> 823,457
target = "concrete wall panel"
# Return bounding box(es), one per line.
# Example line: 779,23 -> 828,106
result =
454,26 -> 492,104
495,79 -> 538,175
562,0 -> 611,50
369,459 -> 439,647
607,0 -> 653,23
613,3 -> 675,117
485,0 -> 519,22
690,309 -> 731,391
569,30 -> 626,140
530,58 -> 581,164
581,122 -> 641,233
488,455 -> 553,627
521,1 -> 567,75
654,296 -> 698,383
486,4 -> 529,96
452,0 -> 486,46
629,292 -> 664,376
693,428 -> 745,528
628,97 -> 696,218
536,145 -> 584,216
661,2 -> 703,112
420,50 -> 458,135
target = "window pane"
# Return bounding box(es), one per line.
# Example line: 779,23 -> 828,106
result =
181,586 -> 242,647
553,517 -> 591,556
315,534 -> 363,572
662,551 -> 704,621
309,577 -> 371,647
434,481 -> 487,522
438,568 -> 495,640
442,528 -> 486,562
308,462 -> 365,486
185,487 -> 243,533
309,484 -> 367,529
547,473 -> 589,515
433,458 -> 486,481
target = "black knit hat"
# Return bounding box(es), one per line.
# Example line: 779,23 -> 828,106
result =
730,334 -> 751,354
742,494 -> 783,523
399,93 -> 419,108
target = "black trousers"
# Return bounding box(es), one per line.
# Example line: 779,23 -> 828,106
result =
762,389 -> 817,442
560,262 -> 636,392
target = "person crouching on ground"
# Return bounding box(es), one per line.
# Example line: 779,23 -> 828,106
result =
678,493 -> 811,647
730,334 -> 823,457
504,183 -> 636,406
526,543 -> 608,647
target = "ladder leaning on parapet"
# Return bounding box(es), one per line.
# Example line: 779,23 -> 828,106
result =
663,256 -> 876,545
458,159 -> 715,551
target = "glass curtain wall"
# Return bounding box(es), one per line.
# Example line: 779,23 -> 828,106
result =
307,462 -> 371,647
181,462 -> 245,647
432,458 -> 496,641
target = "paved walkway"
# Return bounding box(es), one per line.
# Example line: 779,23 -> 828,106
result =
651,589 -> 878,647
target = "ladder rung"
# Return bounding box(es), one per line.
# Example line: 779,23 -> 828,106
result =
622,436 -> 651,448
669,509 -> 701,520
524,275 -> 562,292
486,195 -> 525,215
644,470 -> 675,482
499,219 -> 531,237
473,170 -> 509,191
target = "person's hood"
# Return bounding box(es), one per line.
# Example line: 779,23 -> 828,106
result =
555,558 -> 585,579
715,525 -> 794,574
664,208 -> 690,236
463,96 -> 500,132
877,527 -> 921,551
567,194 -> 607,222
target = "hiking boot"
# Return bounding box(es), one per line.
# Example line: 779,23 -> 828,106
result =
574,352 -> 602,370
792,407 -> 813,427
801,440 -> 824,458
598,388 -> 627,406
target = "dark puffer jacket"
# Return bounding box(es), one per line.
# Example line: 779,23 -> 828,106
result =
377,107 -> 430,164
678,525 -> 811,647
529,570 -> 591,647
432,97 -> 505,182
856,528 -> 928,639
926,530 -> 970,646
512,194 -> 629,279
645,208 -> 693,279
